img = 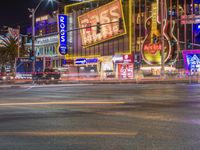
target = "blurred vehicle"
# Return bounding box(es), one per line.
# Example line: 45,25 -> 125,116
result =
33,68 -> 61,80
105,70 -> 115,78
0,72 -> 14,80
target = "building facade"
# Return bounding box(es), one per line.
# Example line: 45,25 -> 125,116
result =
62,0 -> 200,78
133,0 -> 200,75
25,12 -> 65,71
64,0 -> 134,79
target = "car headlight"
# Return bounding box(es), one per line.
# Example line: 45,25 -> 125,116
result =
10,76 -> 14,80
51,77 -> 55,80
2,76 -> 6,80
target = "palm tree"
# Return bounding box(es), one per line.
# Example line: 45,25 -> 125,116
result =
0,36 -> 27,74
0,46 -> 8,75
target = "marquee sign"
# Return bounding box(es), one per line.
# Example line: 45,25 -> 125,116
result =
182,50 -> 200,73
141,0 -> 171,65
78,0 -> 126,48
58,14 -> 68,55
75,58 -> 98,65
181,15 -> 200,24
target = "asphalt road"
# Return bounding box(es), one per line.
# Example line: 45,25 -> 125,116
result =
0,83 -> 200,150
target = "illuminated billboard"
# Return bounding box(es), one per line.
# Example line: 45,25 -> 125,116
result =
78,0 -> 126,48
58,14 -> 68,55
182,50 -> 200,74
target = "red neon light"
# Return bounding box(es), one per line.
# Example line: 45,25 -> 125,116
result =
143,43 -> 161,55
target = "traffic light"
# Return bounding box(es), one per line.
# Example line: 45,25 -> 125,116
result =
96,22 -> 101,34
27,33 -> 32,43
187,40 -> 192,49
29,50 -> 35,61
171,40 -> 176,46
118,17 -> 123,30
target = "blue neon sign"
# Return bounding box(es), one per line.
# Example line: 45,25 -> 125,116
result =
75,58 -> 98,65
86,58 -> 98,64
75,58 -> 87,65
58,14 -> 68,55
186,54 -> 200,72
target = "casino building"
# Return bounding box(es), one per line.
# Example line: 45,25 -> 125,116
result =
63,0 -> 134,79
133,0 -> 200,75
62,0 -> 200,77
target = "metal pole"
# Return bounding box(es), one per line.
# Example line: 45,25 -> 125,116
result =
17,26 -> 20,58
160,0 -> 165,76
32,10 -> 36,73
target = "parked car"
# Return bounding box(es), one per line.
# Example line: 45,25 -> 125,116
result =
0,72 -> 14,80
33,68 -> 61,80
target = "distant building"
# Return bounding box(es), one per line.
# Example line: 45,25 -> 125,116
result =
25,11 -> 65,70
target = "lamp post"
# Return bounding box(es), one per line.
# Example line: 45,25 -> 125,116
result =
160,0 -> 165,77
28,0 -> 55,74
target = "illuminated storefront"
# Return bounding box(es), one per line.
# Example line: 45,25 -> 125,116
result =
133,0 -> 200,74
64,0 -> 132,79
25,34 -> 64,70
63,0 -> 200,78
25,12 -> 65,71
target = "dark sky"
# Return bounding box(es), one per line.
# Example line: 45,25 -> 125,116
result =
0,0 -> 57,32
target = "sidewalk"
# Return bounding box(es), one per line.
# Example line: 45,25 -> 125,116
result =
0,76 -> 199,87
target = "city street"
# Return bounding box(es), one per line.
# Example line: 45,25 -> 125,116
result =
0,84 -> 200,149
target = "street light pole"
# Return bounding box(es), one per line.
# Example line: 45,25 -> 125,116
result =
28,0 -> 53,74
31,9 -> 36,73
160,0 -> 165,77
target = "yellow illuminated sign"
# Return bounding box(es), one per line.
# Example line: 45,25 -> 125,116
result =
78,0 -> 127,48
141,0 -> 171,65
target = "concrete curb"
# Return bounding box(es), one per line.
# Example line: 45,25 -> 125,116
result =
0,78 -> 199,89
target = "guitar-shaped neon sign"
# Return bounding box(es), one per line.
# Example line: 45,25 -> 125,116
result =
141,0 -> 171,65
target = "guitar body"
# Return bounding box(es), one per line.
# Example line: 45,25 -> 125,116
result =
141,0 -> 171,65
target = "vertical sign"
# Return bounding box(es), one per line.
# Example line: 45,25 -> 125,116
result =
58,14 -> 68,55
118,64 -> 133,79
182,50 -> 200,74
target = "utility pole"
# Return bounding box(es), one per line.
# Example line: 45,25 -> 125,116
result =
160,0 -> 165,77
17,26 -> 20,58
28,8 -> 36,74
28,0 -> 55,75
28,0 -> 44,74
32,10 -> 36,73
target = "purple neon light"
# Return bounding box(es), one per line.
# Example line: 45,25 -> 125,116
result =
182,49 -> 200,72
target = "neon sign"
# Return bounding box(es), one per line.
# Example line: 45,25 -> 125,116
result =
182,50 -> 200,73
141,0 -> 171,65
143,43 -> 162,55
75,58 -> 98,65
58,14 -> 68,55
78,0 -> 126,47
75,58 -> 87,65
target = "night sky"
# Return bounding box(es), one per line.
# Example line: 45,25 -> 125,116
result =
0,0 -> 57,32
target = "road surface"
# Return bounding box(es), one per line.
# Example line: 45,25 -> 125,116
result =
0,84 -> 200,150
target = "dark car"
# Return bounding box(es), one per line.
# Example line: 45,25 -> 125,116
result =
33,68 -> 61,80
0,72 -> 14,80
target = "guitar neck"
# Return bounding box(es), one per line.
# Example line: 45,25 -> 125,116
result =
157,0 -> 167,23
151,2 -> 158,34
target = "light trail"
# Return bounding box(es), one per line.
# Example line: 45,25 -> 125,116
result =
0,101 -> 126,107
0,131 -> 137,137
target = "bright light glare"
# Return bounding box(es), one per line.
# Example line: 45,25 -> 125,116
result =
47,0 -> 56,7
48,0 -> 56,3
